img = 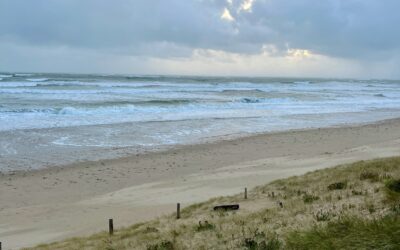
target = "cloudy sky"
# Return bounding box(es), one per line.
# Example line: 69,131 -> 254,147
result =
1,0 -> 399,78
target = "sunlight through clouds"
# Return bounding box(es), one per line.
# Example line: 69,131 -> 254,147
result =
239,0 -> 255,12
149,47 -> 369,78
221,7 -> 235,21
287,49 -> 313,59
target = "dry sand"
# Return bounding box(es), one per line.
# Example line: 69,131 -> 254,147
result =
1,119 -> 400,249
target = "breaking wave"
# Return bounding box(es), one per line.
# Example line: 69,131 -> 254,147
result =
26,78 -> 49,82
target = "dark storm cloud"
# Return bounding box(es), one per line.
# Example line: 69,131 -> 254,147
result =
0,0 -> 399,63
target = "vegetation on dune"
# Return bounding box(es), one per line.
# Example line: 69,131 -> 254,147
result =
286,214 -> 400,250
25,157 -> 400,250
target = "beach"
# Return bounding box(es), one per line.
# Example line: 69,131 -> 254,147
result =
2,1 -> 400,249
1,118 -> 400,249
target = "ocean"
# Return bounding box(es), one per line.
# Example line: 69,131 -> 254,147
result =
1,73 -> 400,172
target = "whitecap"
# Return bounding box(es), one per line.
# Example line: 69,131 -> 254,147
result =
27,78 -> 48,82
14,73 -> 33,77
0,74 -> 13,78
0,82 -> 38,87
294,81 -> 310,84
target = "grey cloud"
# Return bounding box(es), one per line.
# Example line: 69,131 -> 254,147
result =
0,0 -> 234,54
0,0 -> 399,61
245,0 -> 400,59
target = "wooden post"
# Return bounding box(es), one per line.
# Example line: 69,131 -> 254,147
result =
244,187 -> 248,199
272,191 -> 275,198
0,241 -> 2,250
109,218 -> 114,235
177,203 -> 181,219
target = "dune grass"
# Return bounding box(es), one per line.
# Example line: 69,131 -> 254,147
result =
25,157 -> 400,250
286,214 -> 400,250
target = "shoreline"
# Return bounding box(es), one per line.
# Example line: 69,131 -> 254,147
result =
1,118 -> 400,249
3,116 -> 400,176
2,109 -> 400,173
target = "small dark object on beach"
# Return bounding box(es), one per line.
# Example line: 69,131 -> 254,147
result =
213,204 -> 239,211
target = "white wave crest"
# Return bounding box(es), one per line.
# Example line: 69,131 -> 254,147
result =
27,78 -> 49,82
14,73 -> 33,76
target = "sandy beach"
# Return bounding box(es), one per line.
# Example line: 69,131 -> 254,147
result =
2,1 -> 399,249
1,118 -> 400,249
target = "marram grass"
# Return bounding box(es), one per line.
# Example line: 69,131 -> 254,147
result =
25,157 -> 400,250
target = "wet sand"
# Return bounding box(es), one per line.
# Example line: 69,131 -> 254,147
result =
1,119 -> 400,249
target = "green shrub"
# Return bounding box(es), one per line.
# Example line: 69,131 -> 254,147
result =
243,237 -> 282,250
386,179 -> 400,193
385,179 -> 400,203
143,227 -> 159,234
286,215 -> 400,250
391,204 -> 400,214
303,194 -> 320,203
351,190 -> 363,195
147,240 -> 174,250
360,171 -> 379,182
327,182 -> 347,190
196,221 -> 215,232
314,210 -> 335,222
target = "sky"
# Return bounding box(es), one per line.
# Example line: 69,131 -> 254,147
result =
0,0 -> 399,78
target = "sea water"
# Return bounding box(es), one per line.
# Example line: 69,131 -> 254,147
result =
1,73 -> 400,171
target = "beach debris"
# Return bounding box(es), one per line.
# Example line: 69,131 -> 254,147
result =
213,204 -> 240,211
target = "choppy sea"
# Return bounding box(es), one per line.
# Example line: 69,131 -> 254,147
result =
1,73 -> 400,171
